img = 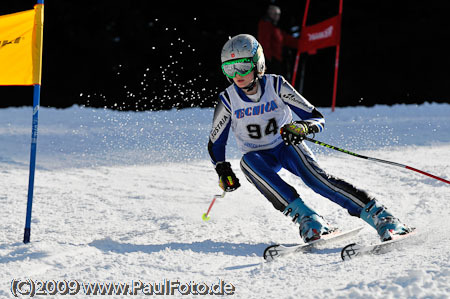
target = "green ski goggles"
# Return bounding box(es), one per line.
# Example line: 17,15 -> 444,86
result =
221,57 -> 255,79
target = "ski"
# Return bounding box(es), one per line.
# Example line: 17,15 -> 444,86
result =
263,226 -> 364,261
340,230 -> 417,261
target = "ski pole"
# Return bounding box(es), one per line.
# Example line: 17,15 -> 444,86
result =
202,191 -> 226,221
304,137 -> 450,185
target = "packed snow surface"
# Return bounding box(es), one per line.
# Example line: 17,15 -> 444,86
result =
1,103 -> 449,298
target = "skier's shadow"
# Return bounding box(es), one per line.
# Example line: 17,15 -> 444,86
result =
89,237 -> 268,258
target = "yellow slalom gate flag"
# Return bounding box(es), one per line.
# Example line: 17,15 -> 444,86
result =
0,4 -> 44,85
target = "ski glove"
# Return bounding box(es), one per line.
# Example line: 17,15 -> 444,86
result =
280,121 -> 309,145
215,162 -> 241,192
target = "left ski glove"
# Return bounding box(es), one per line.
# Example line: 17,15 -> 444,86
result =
215,162 -> 241,192
280,121 -> 309,145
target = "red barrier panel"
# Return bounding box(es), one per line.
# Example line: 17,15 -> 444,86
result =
291,0 -> 343,112
298,14 -> 341,54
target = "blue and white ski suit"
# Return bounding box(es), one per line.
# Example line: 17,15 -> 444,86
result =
208,74 -> 372,217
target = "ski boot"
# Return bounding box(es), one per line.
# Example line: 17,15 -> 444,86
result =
284,198 -> 334,242
360,199 -> 412,241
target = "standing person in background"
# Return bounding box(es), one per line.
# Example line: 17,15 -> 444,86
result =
257,5 -> 298,79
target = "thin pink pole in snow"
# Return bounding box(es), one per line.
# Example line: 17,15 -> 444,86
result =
202,191 -> 226,221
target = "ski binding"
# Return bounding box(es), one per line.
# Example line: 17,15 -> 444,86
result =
264,226 -> 364,261
341,230 -> 417,261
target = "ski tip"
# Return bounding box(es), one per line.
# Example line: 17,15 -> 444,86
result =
263,244 -> 281,262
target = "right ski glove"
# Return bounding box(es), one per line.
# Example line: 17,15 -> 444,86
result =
215,162 -> 241,192
280,121 -> 309,145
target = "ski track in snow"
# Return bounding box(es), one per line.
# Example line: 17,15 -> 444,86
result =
1,103 -> 449,298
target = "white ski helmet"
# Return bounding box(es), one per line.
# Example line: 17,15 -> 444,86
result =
220,34 -> 266,78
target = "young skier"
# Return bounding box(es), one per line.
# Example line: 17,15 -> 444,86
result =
208,34 -> 412,243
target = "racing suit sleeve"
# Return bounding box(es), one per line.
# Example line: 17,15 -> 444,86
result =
274,75 -> 325,134
208,93 -> 232,165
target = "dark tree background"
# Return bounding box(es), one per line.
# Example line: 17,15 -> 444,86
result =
1,0 -> 449,111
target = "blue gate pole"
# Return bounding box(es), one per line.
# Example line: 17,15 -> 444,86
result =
23,84 -> 41,244
24,0 -> 44,244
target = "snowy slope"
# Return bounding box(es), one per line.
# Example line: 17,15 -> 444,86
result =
1,103 -> 449,298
